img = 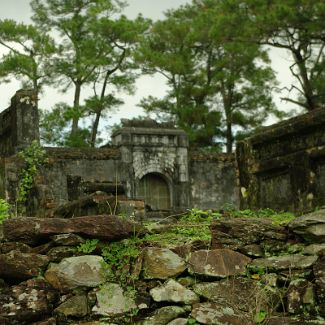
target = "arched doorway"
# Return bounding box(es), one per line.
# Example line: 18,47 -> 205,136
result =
137,173 -> 171,210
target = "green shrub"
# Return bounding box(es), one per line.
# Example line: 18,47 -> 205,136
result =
0,199 -> 10,224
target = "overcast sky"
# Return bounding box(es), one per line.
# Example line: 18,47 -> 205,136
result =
0,0 -> 296,133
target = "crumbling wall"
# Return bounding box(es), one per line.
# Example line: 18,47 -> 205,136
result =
190,152 -> 239,209
0,89 -> 39,157
237,108 -> 325,212
3,147 -> 124,216
37,148 -> 124,215
0,94 -> 241,214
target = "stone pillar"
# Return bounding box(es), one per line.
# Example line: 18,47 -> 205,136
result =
0,89 -> 39,157
11,89 -> 40,153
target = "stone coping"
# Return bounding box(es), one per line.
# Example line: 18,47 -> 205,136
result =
45,147 -> 121,160
244,108 -> 325,145
112,127 -> 187,137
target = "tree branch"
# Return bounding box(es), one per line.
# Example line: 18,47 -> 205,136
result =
280,97 -> 308,109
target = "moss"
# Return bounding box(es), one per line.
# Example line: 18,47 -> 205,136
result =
223,206 -> 296,225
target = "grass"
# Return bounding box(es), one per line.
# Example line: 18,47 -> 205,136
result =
222,205 -> 296,226
142,207 -> 296,248
75,207 -> 297,287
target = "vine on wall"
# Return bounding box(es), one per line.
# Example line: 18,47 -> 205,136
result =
16,141 -> 48,214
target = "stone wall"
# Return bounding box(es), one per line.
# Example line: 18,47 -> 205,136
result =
237,108 -> 325,212
2,148 -> 123,216
34,148 -> 124,216
0,90 -> 39,157
190,152 -> 239,209
0,91 -> 240,214
1,145 -> 239,217
0,209 -> 324,324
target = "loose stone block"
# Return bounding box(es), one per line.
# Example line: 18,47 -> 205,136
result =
3,215 -> 143,245
143,306 -> 186,325
0,278 -> 59,324
142,247 -> 187,279
289,210 -> 325,243
92,283 -> 136,316
250,255 -> 318,271
191,303 -> 250,325
0,250 -> 49,281
54,294 -> 89,318
188,249 -> 251,278
45,255 -> 106,293
150,279 -> 199,304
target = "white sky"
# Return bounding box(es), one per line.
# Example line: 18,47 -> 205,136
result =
0,0 -> 297,134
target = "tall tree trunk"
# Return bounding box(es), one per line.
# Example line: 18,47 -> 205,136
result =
70,82 -> 81,137
90,110 -> 101,147
222,86 -> 234,154
90,69 -> 111,147
32,79 -> 39,109
226,120 -> 233,154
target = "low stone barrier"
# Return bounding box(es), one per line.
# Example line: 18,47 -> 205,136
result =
0,211 -> 324,324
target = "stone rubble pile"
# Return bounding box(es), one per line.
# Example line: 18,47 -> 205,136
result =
0,211 -> 324,324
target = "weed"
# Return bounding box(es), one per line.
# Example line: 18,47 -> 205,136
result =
142,209 -> 221,247
101,236 -> 142,287
182,208 -> 222,223
246,265 -> 267,279
222,205 -> 295,225
268,212 -> 296,225
188,319 -> 200,325
77,239 -> 99,254
0,199 -> 10,224
255,310 -> 267,323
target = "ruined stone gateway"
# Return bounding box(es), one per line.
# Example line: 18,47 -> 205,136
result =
1,89 -> 325,216
0,90 -> 239,217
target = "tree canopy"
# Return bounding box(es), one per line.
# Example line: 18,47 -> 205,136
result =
0,19 -> 55,102
30,0 -> 149,146
136,1 -> 283,152
0,0 -> 324,150
218,0 -> 325,111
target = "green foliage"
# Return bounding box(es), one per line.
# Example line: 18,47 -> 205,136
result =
183,208 -> 222,223
0,19 -> 56,96
101,236 -> 142,287
255,310 -> 267,324
188,319 -> 200,325
223,205 -> 296,225
0,199 -> 10,224
77,239 -> 99,254
267,212 -> 296,226
31,0 -> 149,147
246,265 -> 266,280
40,103 -> 71,146
143,209 -> 221,246
17,141 -> 48,209
226,0 -> 325,111
136,2 -> 282,152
